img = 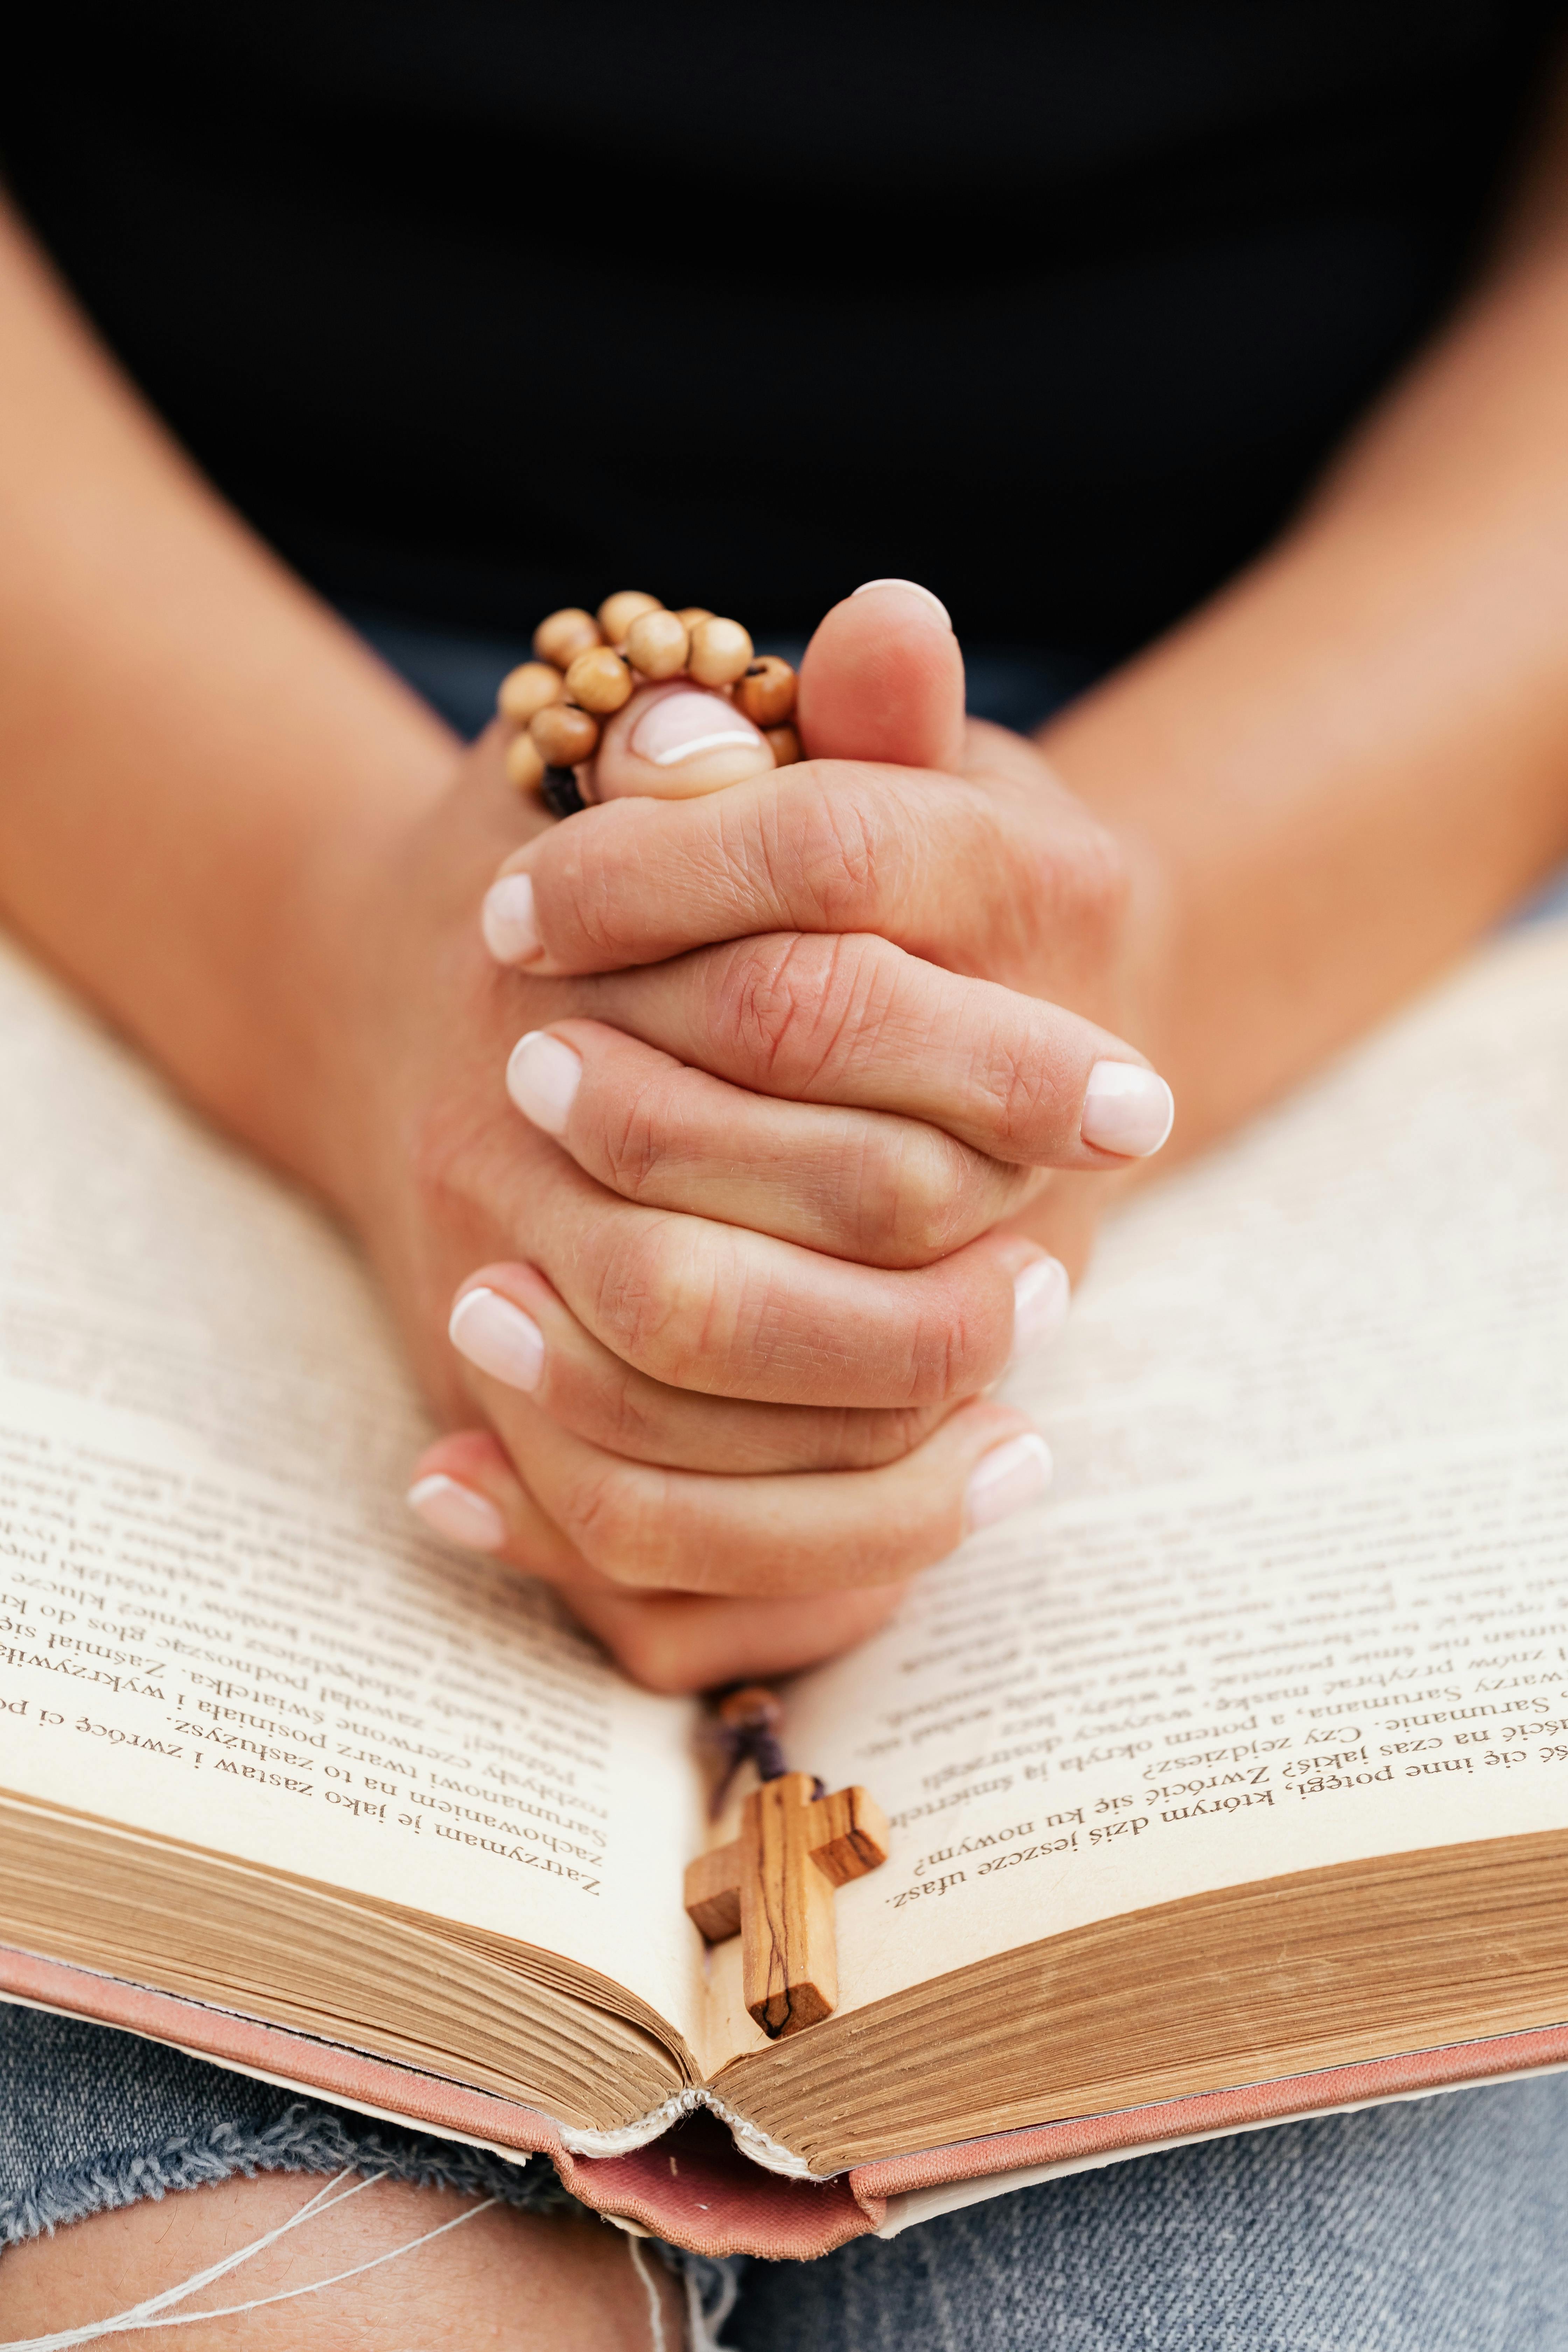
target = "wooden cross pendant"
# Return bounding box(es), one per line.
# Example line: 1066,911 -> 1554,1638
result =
684,1772 -> 891,2038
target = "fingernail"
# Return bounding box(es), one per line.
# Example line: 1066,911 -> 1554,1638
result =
506,1030 -> 582,1135
407,1473 -> 506,1552
449,1286 -> 546,1392
965,1432 -> 1053,1532
481,873 -> 541,964
630,687 -> 764,768
1010,1257 -> 1070,1362
1081,1060 -> 1175,1158
851,579 -> 953,629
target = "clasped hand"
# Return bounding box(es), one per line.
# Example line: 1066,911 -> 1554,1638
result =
359,587 -> 1172,1689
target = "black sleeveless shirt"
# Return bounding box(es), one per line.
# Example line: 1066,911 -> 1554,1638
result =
4,2 -> 1561,653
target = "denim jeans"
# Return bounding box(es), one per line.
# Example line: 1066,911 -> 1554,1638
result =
732,2078 -> 1568,2350
5,2004 -> 1567,2348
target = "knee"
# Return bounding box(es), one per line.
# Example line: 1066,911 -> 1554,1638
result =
0,2167 -> 682,2348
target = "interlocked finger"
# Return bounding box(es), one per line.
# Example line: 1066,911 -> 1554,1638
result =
503,1018 -> 1041,1266
578,931 -> 1174,1168
444,1261 -> 953,1472
412,1393 -> 1050,1599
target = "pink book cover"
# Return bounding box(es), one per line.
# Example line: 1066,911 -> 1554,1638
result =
5,1941 -> 1566,2259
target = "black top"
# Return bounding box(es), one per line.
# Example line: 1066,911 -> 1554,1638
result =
4,2 -> 1561,654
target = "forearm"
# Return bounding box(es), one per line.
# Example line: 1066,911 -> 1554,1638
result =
1044,132 -> 1568,1153
0,195 -> 457,1202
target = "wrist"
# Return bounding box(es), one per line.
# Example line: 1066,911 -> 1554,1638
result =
267,726 -> 556,1244
202,756 -> 456,1224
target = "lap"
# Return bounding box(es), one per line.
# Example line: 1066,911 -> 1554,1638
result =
0,2002 -> 567,2239
8,2006 -> 1568,2350
1,2169 -> 682,2351
733,2077 -> 1568,2352
0,2005 -> 693,2348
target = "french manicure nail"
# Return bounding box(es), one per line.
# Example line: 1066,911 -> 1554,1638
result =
506,1030 -> 582,1135
1010,1257 -> 1071,1362
965,1432 -> 1053,1532
851,579 -> 953,629
449,1286 -> 546,1392
630,687 -> 764,768
1080,1060 -> 1175,1158
481,873 -> 541,964
407,1473 -> 506,1552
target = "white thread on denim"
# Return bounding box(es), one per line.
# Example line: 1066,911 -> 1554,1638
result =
0,2168 -> 500,2348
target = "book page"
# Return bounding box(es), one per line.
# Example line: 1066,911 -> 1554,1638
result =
0,939 -> 706,2040
776,921 -> 1568,2029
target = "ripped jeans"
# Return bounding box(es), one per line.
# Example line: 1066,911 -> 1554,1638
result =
6,2005 -> 1568,2349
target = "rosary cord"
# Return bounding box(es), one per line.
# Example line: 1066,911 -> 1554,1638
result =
707,1685 -> 789,1816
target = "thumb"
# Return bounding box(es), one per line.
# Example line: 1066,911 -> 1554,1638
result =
797,580 -> 967,771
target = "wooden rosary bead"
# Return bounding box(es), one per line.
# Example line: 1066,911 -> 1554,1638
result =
523,592 -> 801,811
497,661 -> 565,726
530,701 -> 600,767
597,589 -> 663,644
534,608 -> 602,668
625,608 -> 691,679
504,730 -> 546,792
735,656 -> 797,727
689,616 -> 754,687
565,644 -> 635,714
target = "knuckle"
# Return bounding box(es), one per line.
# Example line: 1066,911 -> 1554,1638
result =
767,776 -> 895,926
1017,810 -> 1133,974
711,933 -> 895,1094
584,1365 -> 665,1457
554,1461 -> 677,1586
706,936 -> 822,1087
596,1068 -> 679,1204
589,1217 -> 738,1389
538,829 -> 614,958
850,1127 -> 989,1264
544,805 -> 658,961
901,1293 -> 987,1406
969,1016 -> 1069,1154
835,1404 -> 940,1469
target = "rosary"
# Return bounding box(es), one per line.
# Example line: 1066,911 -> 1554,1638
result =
495,591 -> 891,2034
686,1687 -> 889,2040
493,588 -> 800,816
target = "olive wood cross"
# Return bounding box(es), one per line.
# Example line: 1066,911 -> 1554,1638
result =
683,1771 -> 891,2037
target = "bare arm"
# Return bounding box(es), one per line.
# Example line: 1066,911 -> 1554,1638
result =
1043,65 -> 1568,1151
0,195 -> 456,1204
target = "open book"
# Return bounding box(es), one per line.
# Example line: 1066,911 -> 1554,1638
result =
2,919 -> 1567,2260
